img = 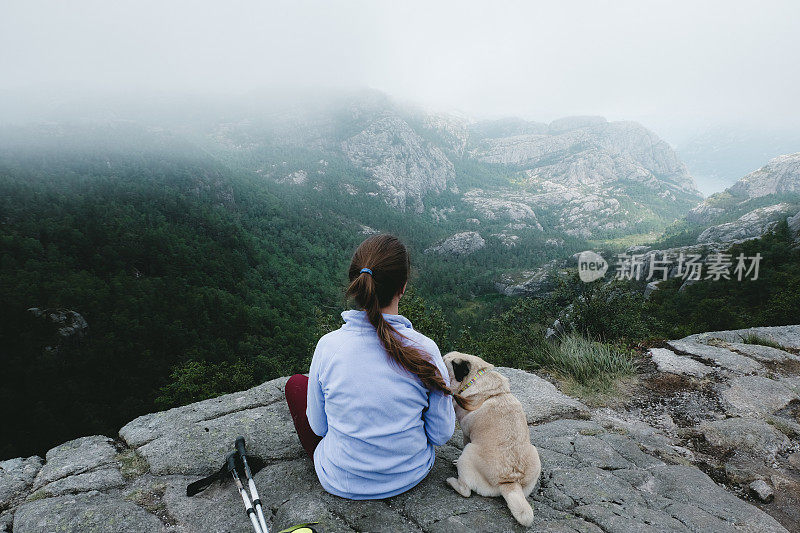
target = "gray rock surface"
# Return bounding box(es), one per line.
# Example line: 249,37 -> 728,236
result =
26,307 -> 88,340
788,209 -> 800,239
0,456 -> 42,511
641,325 -> 800,529
531,420 -> 786,532
423,112 -> 469,156
119,376 -> 300,475
342,114 -> 454,213
425,231 -> 486,256
667,338 -> 762,374
727,153 -> 800,200
462,189 -> 544,228
696,203 -> 792,244
494,260 -> 565,297
750,479 -> 775,503
686,153 -> 800,244
473,121 -> 695,193
466,119 -> 701,238
649,347 -> 713,377
700,417 -> 791,459
6,326 -> 800,532
160,473 -> 269,532
13,491 -> 163,533
720,375 -> 798,416
686,202 -> 726,225
723,341 -> 799,363
32,436 -> 120,494
688,325 -> 800,350
496,367 -> 590,424
32,466 -> 125,499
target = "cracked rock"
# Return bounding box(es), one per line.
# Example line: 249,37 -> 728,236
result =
649,347 -> 713,377
32,436 -> 120,495
119,377 -> 302,475
13,491 -> 162,533
0,456 -> 42,511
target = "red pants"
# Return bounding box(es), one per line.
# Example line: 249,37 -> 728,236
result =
285,374 -> 322,459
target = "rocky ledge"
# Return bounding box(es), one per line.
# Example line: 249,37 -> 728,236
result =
3,326 -> 800,532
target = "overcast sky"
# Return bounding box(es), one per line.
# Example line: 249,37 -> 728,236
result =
2,0 -> 799,135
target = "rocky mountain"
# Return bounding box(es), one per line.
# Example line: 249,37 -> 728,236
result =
3,325 -> 799,532
206,92 -> 701,243
677,125 -> 800,196
727,153 -> 800,200
3,91 -> 708,305
549,151 -> 800,302
685,153 -> 800,245
493,200 -> 800,300
466,117 -> 700,238
495,259 -> 566,297
425,231 -> 486,256
209,92 -> 704,297
341,114 -> 455,213
472,117 -> 694,193
696,203 -> 795,244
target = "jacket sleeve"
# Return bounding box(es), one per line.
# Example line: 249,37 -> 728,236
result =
423,341 -> 456,446
306,342 -> 328,437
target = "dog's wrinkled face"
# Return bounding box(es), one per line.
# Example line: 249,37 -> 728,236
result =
443,351 -> 494,389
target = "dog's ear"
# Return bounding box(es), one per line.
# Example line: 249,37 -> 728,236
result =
452,359 -> 471,382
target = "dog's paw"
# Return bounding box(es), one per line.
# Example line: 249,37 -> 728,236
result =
446,477 -> 472,497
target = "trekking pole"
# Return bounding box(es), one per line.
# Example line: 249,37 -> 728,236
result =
236,436 -> 270,533
227,452 -> 263,533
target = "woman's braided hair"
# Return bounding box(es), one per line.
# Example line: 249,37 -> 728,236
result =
346,234 -> 469,409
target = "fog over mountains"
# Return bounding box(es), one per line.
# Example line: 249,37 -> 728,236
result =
676,126 -> 800,196
157,90 -> 705,241
6,86 -> 800,260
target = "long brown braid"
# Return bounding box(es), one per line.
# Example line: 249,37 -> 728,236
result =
346,234 -> 469,409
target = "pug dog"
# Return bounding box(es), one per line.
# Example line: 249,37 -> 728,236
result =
443,351 -> 541,527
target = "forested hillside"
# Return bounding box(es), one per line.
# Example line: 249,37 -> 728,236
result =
0,120 -> 576,457
0,123 -> 361,457
1,95 -> 797,460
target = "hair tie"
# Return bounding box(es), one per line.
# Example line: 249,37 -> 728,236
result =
360,268 -> 373,276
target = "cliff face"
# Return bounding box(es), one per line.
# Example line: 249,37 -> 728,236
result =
211,92 -> 701,239
686,153 -> 800,244
341,114 -> 455,213
727,153 -> 800,200
465,118 -> 701,238
473,119 -> 696,194
3,325 -> 799,532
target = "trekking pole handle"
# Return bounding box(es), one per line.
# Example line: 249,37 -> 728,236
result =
236,436 -> 254,478
227,452 -> 238,475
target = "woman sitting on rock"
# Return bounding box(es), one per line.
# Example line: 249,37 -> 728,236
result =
284,233 -> 456,499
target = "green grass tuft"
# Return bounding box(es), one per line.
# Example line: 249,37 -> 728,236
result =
739,333 -> 786,351
546,334 -> 637,384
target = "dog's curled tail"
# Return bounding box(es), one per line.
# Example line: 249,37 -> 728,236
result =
500,482 -> 533,527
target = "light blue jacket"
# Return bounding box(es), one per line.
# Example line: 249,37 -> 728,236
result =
306,309 -> 455,499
